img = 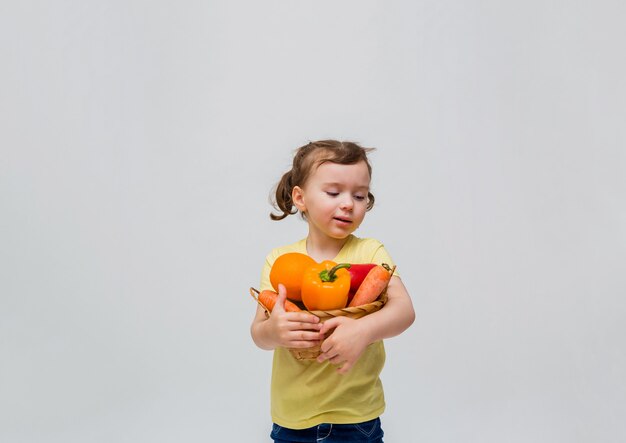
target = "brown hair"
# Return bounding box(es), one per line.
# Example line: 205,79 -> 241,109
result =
270,140 -> 376,221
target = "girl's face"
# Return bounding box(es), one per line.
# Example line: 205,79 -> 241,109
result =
292,160 -> 371,241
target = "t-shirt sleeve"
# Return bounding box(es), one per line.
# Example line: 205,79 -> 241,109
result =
259,251 -> 274,292
369,240 -> 401,278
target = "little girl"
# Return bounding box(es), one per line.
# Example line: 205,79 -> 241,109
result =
251,140 -> 415,443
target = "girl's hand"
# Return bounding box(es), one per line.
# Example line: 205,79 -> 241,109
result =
265,284 -> 324,349
316,317 -> 371,374
316,276 -> 415,372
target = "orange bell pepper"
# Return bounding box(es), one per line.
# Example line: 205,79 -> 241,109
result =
301,261 -> 351,310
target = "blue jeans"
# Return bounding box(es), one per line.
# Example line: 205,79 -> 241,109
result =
270,417 -> 384,442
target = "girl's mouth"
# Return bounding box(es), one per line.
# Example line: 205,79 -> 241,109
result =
334,217 -> 352,224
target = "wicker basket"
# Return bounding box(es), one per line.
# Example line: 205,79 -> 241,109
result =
249,265 -> 393,360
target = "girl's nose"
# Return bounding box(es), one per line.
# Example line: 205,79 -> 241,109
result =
340,197 -> 354,210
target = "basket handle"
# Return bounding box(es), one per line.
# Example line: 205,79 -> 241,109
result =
382,263 -> 396,278
249,287 -> 270,318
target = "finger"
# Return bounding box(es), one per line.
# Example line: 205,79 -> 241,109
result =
291,330 -> 324,342
288,340 -> 323,349
317,346 -> 336,363
337,361 -> 353,374
272,284 -> 287,314
286,323 -> 323,332
329,355 -> 345,365
286,312 -> 322,326
319,334 -> 335,353
319,317 -> 345,335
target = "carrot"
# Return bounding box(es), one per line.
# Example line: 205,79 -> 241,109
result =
257,289 -> 302,313
347,264 -> 394,307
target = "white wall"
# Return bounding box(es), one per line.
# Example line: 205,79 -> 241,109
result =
1,1 -> 625,442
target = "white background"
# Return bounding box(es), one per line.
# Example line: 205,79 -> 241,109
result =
2,1 -> 625,442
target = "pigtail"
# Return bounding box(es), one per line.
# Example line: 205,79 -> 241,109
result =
270,170 -> 298,221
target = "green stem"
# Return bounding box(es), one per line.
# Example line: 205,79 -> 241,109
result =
319,263 -> 351,282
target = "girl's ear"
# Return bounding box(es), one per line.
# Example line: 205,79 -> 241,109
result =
292,186 -> 306,212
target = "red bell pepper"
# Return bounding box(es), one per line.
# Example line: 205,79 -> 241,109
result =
347,263 -> 377,293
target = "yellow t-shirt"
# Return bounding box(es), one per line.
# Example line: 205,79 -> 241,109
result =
259,234 -> 398,429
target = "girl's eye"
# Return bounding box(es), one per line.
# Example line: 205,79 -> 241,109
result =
326,192 -> 339,197
354,195 -> 366,201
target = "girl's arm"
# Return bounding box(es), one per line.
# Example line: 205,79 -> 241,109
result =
250,284 -> 324,350
316,275 -> 415,373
